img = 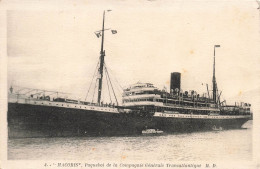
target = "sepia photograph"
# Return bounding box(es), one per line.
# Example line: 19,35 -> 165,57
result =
1,0 -> 260,168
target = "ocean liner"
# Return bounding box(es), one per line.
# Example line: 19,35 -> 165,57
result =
8,12 -> 252,138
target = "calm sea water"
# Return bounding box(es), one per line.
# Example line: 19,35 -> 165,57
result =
8,121 -> 252,161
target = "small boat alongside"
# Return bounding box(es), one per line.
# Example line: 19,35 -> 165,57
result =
142,129 -> 164,135
212,125 -> 223,131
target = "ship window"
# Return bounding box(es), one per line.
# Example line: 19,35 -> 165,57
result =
62,104 -> 63,106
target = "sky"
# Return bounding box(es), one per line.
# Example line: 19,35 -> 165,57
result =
6,0 -> 260,104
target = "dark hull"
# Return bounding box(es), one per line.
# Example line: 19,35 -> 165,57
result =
8,103 -> 151,138
8,103 -> 251,138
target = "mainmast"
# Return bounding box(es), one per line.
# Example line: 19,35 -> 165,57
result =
212,45 -> 220,104
97,11 -> 106,105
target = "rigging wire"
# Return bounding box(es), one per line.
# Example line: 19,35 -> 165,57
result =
104,64 -> 112,103
105,64 -> 124,91
104,65 -> 118,105
104,62 -> 139,107
104,63 -> 123,103
104,63 -> 125,101
91,78 -> 98,103
85,60 -> 100,101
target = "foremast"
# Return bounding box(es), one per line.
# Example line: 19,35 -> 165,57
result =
95,10 -> 117,105
97,11 -> 106,105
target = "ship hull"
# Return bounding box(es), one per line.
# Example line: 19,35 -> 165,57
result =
8,103 -> 251,138
8,103 -> 151,138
